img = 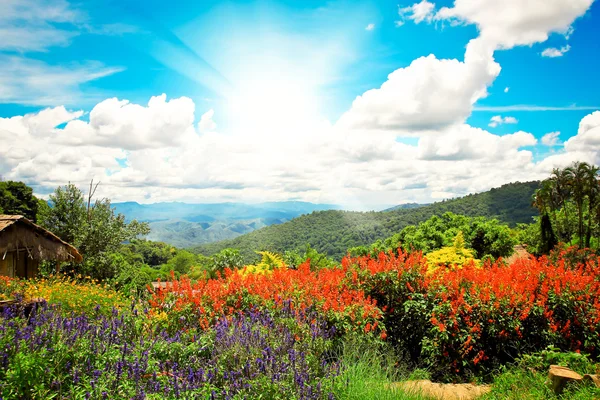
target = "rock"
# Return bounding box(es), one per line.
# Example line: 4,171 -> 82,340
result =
390,380 -> 491,400
583,374 -> 600,388
548,365 -> 583,394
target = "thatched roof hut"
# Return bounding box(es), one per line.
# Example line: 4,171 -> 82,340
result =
0,215 -> 82,278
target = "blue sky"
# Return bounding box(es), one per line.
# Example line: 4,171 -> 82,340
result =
0,0 -> 599,209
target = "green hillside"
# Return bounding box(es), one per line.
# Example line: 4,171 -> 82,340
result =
191,181 -> 540,261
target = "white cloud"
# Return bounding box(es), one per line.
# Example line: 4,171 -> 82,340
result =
365,23 -> 375,31
0,0 -> 84,52
198,109 -> 217,133
398,1 -> 436,25
436,0 -> 593,49
337,38 -> 500,132
418,124 -> 536,161
61,94 -> 198,150
488,115 -> 518,128
563,111 -> 600,155
541,45 -> 571,58
504,87 -> 509,93
541,131 -> 561,146
0,55 -> 123,106
0,93 -> 573,208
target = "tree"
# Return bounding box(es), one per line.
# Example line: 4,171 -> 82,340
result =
38,183 -> 150,279
210,248 -> 244,274
38,183 -> 86,244
0,181 -> 41,221
565,162 -> 590,245
585,164 -> 599,247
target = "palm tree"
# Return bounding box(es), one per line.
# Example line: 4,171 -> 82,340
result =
550,167 -> 573,241
565,162 -> 591,246
585,164 -> 600,247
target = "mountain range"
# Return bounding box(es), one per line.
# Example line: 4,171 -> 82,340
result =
112,201 -> 341,248
191,181 -> 541,262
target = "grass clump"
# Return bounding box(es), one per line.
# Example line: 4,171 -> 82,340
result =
332,336 -> 432,400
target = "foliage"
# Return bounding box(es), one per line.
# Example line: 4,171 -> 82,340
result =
119,239 -> 176,267
210,247 -> 244,274
352,213 -> 515,262
483,348 -> 600,399
38,183 -> 150,280
533,162 -> 600,251
241,251 -> 285,275
332,337 -> 428,400
0,180 -> 41,222
0,274 -> 127,315
193,181 -> 539,261
425,232 -> 479,272
0,302 -> 340,399
284,244 -> 338,271
342,248 -> 600,380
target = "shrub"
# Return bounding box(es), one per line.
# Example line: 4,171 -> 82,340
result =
0,302 -> 340,399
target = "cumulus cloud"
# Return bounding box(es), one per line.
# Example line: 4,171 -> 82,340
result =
418,125 -> 536,161
59,94 -> 198,150
198,109 -> 217,133
488,115 -> 518,128
0,93 -> 583,208
541,131 -> 561,146
336,38 -> 500,132
435,0 -> 593,49
564,111 -> 600,155
365,23 -> 375,31
504,87 -> 509,93
397,0 -> 436,25
541,45 -> 571,58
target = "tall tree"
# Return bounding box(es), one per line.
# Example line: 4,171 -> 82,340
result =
585,164 -> 600,247
0,181 -> 40,222
550,168 -> 572,241
38,182 -> 150,279
565,162 -> 590,245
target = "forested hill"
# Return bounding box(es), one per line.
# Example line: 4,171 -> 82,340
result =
191,181 -> 540,262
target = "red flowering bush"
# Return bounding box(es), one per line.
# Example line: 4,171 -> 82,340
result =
150,248 -> 600,380
422,254 -> 600,378
148,260 -> 383,336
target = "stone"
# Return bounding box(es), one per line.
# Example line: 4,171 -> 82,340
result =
548,365 -> 583,394
390,380 -> 491,400
583,374 -> 600,388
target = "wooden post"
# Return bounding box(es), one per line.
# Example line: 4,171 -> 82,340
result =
55,261 -> 61,275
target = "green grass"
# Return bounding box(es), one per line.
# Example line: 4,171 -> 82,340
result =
334,342 -> 600,400
482,367 -> 600,400
332,337 -> 433,400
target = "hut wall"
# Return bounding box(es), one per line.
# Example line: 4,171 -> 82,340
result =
0,224 -> 76,263
0,252 -> 15,277
0,250 -> 39,278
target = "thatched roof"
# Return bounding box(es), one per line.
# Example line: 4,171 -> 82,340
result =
0,215 -> 83,263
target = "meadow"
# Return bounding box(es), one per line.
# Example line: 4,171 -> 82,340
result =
1,245 -> 600,399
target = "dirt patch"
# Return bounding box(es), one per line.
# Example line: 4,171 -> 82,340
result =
390,380 -> 491,400
505,244 -> 531,264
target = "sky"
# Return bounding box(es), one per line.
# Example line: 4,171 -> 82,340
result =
0,0 -> 599,210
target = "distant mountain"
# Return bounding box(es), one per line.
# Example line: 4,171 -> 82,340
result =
383,202 -> 428,212
112,201 -> 341,248
191,181 -> 541,262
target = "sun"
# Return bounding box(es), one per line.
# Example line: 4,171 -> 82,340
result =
227,76 -> 321,139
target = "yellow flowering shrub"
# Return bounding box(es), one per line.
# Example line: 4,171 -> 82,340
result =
24,274 -> 128,315
0,276 -> 25,301
426,232 -> 480,273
